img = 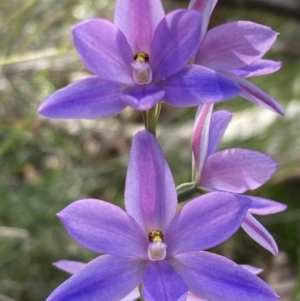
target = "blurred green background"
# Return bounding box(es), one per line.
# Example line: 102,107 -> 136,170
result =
0,0 -> 299,300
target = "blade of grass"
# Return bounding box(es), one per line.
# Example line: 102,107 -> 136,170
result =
0,48 -> 74,66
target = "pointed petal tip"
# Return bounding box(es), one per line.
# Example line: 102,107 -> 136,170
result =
277,60 -> 282,68
278,107 -> 285,116
272,101 -> 284,116
248,196 -> 287,216
37,104 -> 43,114
52,261 -> 59,268
56,199 -> 84,221
269,240 -> 279,256
226,72 -> 285,115
240,264 -> 264,275
242,213 -> 279,256
281,204 -> 288,211
56,211 -> 66,222
38,102 -> 51,118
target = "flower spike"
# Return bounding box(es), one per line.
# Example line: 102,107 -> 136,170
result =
47,130 -> 279,301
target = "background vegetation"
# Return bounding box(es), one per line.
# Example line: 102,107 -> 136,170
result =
0,0 -> 299,300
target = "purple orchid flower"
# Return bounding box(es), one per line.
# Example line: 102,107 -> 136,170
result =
188,0 -> 284,115
47,130 -> 278,301
38,0 -> 241,120
53,260 -> 263,301
191,104 -> 287,255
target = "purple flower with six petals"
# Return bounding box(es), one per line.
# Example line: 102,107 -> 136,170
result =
191,104 -> 287,255
47,130 -> 278,301
188,0 -> 284,114
39,0 -> 241,120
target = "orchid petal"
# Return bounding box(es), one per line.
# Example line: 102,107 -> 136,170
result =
151,10 -> 202,82
53,260 -> 85,275
230,59 -> 282,78
142,261 -> 188,301
172,265 -> 264,301
121,85 -> 165,111
183,265 -> 263,301
229,74 -> 284,115
179,264 -> 264,301
125,130 -> 177,234
73,19 -> 133,84
114,0 -> 165,54
248,196 -> 287,215
188,0 -> 218,13
188,0 -> 218,40
201,148 -> 278,193
165,192 -> 251,256
242,212 -> 278,255
54,260 -> 140,301
38,77 -> 126,119
192,104 -> 213,179
58,199 -> 148,258
196,21 -> 278,70
240,265 -> 263,275
171,252 -> 279,301
47,255 -> 145,301
160,66 -> 241,107
207,110 -> 232,157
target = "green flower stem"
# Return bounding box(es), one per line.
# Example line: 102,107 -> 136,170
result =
176,182 -> 195,192
142,103 -> 162,136
177,183 -> 199,203
142,110 -> 148,129
154,102 -> 162,123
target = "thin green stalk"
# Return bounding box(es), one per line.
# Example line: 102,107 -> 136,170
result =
147,106 -> 158,136
176,182 -> 195,192
142,111 -> 148,130
155,102 -> 162,123
177,185 -> 198,203
142,103 -> 162,136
